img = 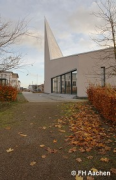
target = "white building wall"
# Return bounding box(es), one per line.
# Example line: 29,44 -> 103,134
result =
44,20 -> 116,97
0,72 -> 12,84
0,72 -> 20,89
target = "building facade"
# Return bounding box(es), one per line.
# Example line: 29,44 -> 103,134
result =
28,84 -> 44,92
0,71 -> 20,90
44,20 -> 116,97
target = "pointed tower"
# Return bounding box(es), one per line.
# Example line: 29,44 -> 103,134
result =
44,19 -> 63,93
44,19 -> 63,60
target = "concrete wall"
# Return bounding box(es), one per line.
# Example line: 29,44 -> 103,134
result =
44,48 -> 116,97
77,49 -> 116,97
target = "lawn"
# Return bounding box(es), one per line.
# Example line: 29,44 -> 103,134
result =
0,95 -> 115,180
0,93 -> 27,128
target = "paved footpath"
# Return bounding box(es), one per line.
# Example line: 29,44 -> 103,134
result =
0,102 -> 78,180
22,92 -> 86,102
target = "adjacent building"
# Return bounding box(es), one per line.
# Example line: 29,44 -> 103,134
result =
44,20 -> 116,97
28,84 -> 44,92
0,71 -> 20,90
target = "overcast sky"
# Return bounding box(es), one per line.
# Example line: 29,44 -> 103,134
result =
0,0 -> 105,87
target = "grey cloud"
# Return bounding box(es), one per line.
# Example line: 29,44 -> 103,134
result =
67,1 -> 103,35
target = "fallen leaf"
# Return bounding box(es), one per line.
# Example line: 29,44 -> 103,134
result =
113,148 -> 116,153
85,147 -> 92,152
19,133 -> 27,137
46,147 -> 57,153
110,168 -> 116,174
59,129 -> 65,133
30,161 -> 36,166
53,139 -> 57,143
63,155 -> 68,159
57,125 -> 62,128
68,147 -> 77,153
100,157 -> 109,162
40,145 -> 45,148
75,174 -> 83,180
79,147 -> 85,153
58,119 -> 63,123
59,147 -> 63,150
76,158 -> 82,162
91,168 -> 98,172
42,155 -> 46,158
87,176 -> 94,180
98,149 -> 106,155
104,146 -> 111,151
87,156 -> 93,159
6,148 -> 14,153
5,127 -> 11,130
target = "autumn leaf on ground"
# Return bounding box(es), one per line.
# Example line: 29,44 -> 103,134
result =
59,147 -> 63,150
113,148 -> 116,153
75,174 -> 83,180
110,168 -> 116,174
58,119 -> 63,123
42,155 -> 46,158
87,156 -> 93,159
100,157 -> 109,162
79,147 -> 85,153
30,161 -> 36,166
53,139 -> 57,143
46,147 -> 57,153
5,127 -> 11,130
59,129 -> 65,133
98,149 -> 106,155
91,168 -> 98,172
19,133 -> 27,137
6,148 -> 14,153
87,176 -> 94,180
76,158 -> 82,162
42,126 -> 46,129
106,139 -> 112,143
85,147 -> 92,152
40,145 -> 45,148
55,124 -> 62,128
68,147 -> 76,153
104,146 -> 111,151
63,155 -> 68,159
62,103 -> 115,151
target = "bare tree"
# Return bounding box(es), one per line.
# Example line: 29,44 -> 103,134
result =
0,17 -> 29,71
92,0 -> 116,77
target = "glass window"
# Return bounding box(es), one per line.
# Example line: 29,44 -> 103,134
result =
61,75 -> 65,94
52,70 -> 77,94
57,76 -> 61,93
65,73 -> 71,94
72,70 -> 77,94
52,77 -> 59,93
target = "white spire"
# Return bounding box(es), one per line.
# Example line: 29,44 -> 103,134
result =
45,19 -> 63,60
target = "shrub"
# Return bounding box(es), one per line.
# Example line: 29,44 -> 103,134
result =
0,85 -> 18,102
87,85 -> 116,122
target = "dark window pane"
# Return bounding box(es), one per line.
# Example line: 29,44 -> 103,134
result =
72,71 -> 77,94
